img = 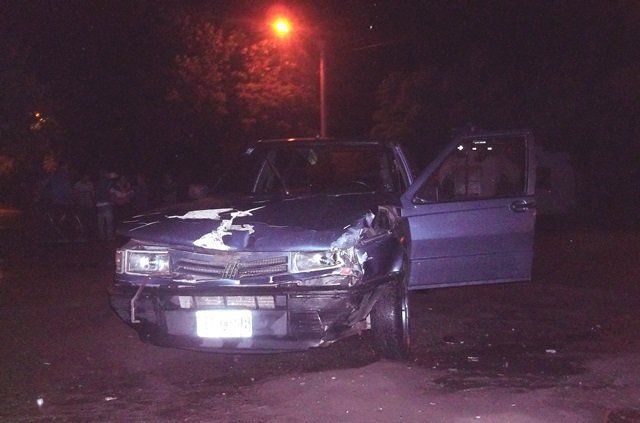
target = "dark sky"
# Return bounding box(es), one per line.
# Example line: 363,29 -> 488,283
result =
3,1 -> 639,171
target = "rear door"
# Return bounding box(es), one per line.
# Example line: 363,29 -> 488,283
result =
400,131 -> 536,289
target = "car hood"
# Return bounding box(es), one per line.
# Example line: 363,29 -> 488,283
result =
119,192 -> 399,252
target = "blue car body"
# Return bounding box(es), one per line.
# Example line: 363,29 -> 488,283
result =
110,132 -> 536,354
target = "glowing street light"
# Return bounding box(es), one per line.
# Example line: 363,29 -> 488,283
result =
270,15 -> 327,138
271,17 -> 291,38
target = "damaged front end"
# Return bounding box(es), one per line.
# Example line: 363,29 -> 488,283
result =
109,209 -> 404,352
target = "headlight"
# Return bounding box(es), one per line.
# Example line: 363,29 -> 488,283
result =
291,251 -> 344,273
123,250 -> 171,275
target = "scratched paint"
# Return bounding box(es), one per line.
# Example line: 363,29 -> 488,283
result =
169,207 -> 265,250
167,208 -> 234,220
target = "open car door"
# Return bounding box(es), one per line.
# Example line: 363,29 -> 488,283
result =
400,130 -> 536,290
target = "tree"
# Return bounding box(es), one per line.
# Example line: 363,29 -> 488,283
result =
167,16 -> 317,158
0,36 -> 63,205
370,50 -> 523,163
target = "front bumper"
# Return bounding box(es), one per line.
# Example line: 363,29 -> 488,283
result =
109,278 -> 391,352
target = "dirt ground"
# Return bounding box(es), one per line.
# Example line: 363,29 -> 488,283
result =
1,223 -> 639,422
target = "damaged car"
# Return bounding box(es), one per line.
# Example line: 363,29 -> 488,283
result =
110,131 -> 537,359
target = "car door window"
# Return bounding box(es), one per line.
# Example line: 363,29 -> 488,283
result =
415,136 -> 527,203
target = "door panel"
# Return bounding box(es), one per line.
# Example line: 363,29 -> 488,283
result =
401,131 -> 536,290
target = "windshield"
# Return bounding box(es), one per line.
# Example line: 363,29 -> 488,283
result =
215,142 -> 403,196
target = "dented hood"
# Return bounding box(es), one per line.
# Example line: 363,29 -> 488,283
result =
118,192 -> 399,252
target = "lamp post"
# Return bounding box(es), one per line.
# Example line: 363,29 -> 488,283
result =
270,16 -> 327,138
319,39 -> 326,138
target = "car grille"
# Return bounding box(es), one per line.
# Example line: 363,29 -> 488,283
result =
173,295 -> 278,309
172,252 -> 289,280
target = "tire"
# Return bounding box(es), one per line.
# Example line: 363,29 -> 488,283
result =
371,276 -> 410,360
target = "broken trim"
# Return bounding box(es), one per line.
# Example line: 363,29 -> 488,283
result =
130,281 -> 147,323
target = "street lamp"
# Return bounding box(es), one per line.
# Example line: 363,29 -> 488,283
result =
271,17 -> 291,38
270,16 -> 327,138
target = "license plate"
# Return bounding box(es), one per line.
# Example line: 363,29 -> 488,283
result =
195,310 -> 252,338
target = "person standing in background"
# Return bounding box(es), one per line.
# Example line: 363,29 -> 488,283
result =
73,173 -> 95,240
133,173 -> 150,214
47,162 -> 73,213
110,175 -> 134,223
96,171 -> 116,241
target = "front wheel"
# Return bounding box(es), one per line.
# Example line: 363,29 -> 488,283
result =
370,277 -> 410,360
